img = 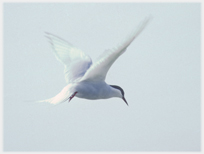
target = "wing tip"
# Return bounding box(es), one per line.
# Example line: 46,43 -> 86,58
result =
44,32 -> 73,46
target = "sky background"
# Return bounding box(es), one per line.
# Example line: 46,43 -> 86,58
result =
3,3 -> 201,151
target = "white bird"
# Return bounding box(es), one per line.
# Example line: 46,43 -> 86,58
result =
38,16 -> 151,106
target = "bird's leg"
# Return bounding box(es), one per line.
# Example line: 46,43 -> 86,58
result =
68,92 -> 78,102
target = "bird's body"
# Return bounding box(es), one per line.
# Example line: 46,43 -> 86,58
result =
38,16 -> 151,105
42,80 -> 122,104
75,80 -> 121,99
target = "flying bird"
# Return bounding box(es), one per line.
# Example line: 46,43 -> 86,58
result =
38,16 -> 151,106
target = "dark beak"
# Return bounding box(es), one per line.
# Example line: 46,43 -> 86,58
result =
122,97 -> 128,106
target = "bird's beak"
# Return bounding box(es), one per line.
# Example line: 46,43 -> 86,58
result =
122,97 -> 128,106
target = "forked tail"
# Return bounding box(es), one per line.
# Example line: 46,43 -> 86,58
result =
37,85 -> 72,105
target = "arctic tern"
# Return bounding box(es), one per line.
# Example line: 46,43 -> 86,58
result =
38,16 -> 151,105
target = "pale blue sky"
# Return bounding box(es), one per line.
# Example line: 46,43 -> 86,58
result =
3,3 -> 200,151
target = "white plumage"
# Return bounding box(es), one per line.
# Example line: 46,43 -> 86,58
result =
38,16 -> 151,105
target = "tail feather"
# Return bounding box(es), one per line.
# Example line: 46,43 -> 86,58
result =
37,85 -> 71,105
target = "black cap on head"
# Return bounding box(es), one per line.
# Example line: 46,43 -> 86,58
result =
110,85 -> 128,106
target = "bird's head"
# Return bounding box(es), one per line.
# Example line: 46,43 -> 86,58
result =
110,85 -> 128,106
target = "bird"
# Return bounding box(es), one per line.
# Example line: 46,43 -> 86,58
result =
38,16 -> 151,106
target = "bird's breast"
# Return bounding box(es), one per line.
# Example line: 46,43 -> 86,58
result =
74,81 -> 111,100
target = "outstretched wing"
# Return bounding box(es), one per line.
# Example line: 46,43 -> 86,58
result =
80,16 -> 151,81
45,32 -> 92,83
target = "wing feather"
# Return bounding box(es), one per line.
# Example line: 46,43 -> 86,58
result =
45,32 -> 92,83
81,16 -> 151,81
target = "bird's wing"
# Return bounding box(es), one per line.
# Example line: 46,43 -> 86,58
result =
45,32 -> 92,83
80,16 -> 151,81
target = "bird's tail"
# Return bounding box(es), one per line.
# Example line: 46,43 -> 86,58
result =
37,85 -> 71,105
